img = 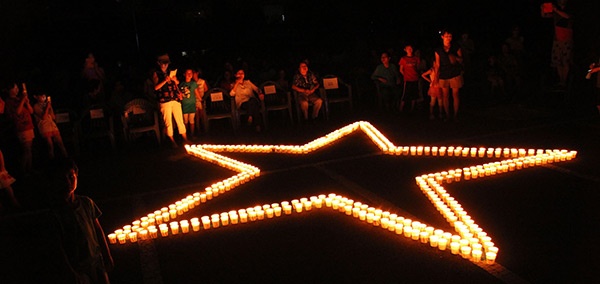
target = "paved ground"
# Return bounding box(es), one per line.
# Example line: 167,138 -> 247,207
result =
2,91 -> 600,283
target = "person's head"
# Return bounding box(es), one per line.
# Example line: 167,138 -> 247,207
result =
298,61 -> 309,76
234,69 -> 245,80
184,69 -> 194,82
404,45 -> 414,56
33,92 -> 48,103
47,157 -> 79,202
157,53 -> 171,71
380,52 -> 390,65
85,52 -> 96,65
440,29 -> 453,45
2,82 -> 19,98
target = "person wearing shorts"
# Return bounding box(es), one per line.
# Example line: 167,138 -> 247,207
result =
435,30 -> 464,121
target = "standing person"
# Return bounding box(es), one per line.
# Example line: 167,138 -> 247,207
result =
0,149 -> 19,210
399,44 -> 421,112
32,90 -> 68,159
434,29 -> 464,121
541,0 -> 573,88
192,68 -> 209,134
47,157 -> 114,284
421,62 -> 443,120
292,61 -> 322,122
179,69 -> 200,138
4,82 -> 35,175
152,53 -> 188,148
371,52 -> 402,111
587,60 -> 600,115
229,68 -> 265,132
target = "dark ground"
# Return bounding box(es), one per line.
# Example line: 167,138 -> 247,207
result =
3,87 -> 599,284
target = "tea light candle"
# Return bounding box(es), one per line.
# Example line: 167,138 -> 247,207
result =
294,202 -> 303,213
201,216 -> 211,229
117,233 -> 127,244
170,222 -> 179,235
190,218 -> 200,231
485,252 -> 497,264
180,221 -> 189,233
220,213 -> 230,225
239,212 -> 248,223
108,233 -> 117,244
211,215 -> 221,227
283,204 -> 292,215
460,246 -> 472,258
438,237 -> 448,250
429,235 -> 439,247
159,224 -> 169,237
274,207 -> 282,217
139,229 -> 148,240
149,227 -> 158,238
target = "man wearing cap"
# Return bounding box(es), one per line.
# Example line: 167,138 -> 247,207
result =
152,53 -> 188,147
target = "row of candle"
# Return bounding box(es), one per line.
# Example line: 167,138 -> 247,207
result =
385,145 -> 577,160
110,121 -> 579,268
108,193 -> 498,264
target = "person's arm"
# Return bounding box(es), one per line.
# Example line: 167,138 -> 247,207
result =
153,72 -> 174,91
249,81 -> 264,100
94,219 -> 114,272
421,69 -> 432,83
553,5 -> 571,19
434,52 -> 441,83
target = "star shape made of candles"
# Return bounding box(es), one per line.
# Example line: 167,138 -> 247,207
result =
107,121 -> 577,265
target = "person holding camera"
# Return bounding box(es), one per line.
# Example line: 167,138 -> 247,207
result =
587,62 -> 600,115
3,82 -> 34,175
229,68 -> 264,132
541,0 -> 573,89
33,90 -> 68,159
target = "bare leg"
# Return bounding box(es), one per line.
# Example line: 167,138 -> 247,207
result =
452,87 -> 460,119
441,88 -> 450,120
44,137 -> 54,159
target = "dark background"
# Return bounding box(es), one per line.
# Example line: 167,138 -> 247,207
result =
1,0 -> 599,99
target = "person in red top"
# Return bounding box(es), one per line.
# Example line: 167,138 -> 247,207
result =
399,44 -> 421,112
4,82 -> 35,175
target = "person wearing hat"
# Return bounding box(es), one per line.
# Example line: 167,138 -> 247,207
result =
152,53 -> 189,147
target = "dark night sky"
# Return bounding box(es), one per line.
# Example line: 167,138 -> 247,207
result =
1,0 -> 599,88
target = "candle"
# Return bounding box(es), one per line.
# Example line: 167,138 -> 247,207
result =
240,212 -> 248,223
485,252 -> 497,264
159,224 -> 169,237
139,229 -> 148,240
170,222 -> 179,235
117,233 -> 127,244
450,242 -> 460,254
294,202 -> 303,213
220,213 -> 230,225
108,233 -> 117,244
460,246 -> 472,258
438,237 -> 448,250
429,235 -> 439,247
201,216 -> 211,229
149,227 -> 158,239
180,221 -> 189,233
273,207 -> 282,217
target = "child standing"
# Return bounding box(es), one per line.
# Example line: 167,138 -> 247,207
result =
179,69 -> 200,138
422,63 -> 444,120
399,44 -> 421,112
47,157 -> 114,283
4,82 -> 35,175
33,91 -> 68,159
